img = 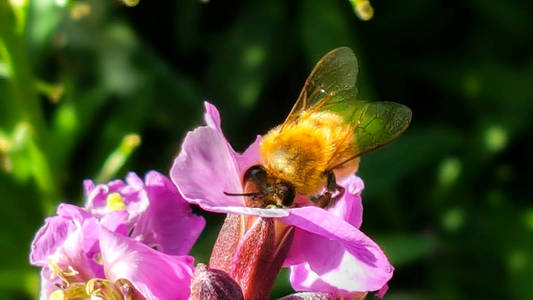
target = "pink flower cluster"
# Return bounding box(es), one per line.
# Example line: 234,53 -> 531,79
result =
30,103 -> 393,300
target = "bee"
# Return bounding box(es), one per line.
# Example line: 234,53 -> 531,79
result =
226,47 -> 412,209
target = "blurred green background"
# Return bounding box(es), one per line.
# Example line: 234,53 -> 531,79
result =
1,0 -> 532,299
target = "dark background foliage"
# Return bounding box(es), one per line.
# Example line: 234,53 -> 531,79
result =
1,0 -> 532,299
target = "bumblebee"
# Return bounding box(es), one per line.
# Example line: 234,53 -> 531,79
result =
229,47 -> 411,208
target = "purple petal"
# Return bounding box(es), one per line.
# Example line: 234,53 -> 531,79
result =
83,179 -> 96,198
171,126 -> 245,209
100,210 -> 130,235
131,171 -> 205,255
57,203 -> 93,220
83,173 -> 150,228
376,284 -> 389,298
204,101 -> 222,131
119,172 -> 149,221
325,175 -> 364,228
30,216 -> 74,266
85,179 -> 126,212
203,102 -> 261,174
38,266 -> 63,300
30,204 -> 92,266
172,105 -> 289,217
236,135 -> 262,174
58,223 -> 101,278
282,207 -> 393,292
100,228 -> 194,300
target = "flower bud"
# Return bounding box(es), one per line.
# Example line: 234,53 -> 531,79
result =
190,263 -> 244,300
278,292 -> 367,300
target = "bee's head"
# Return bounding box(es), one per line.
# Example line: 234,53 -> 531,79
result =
238,165 -> 295,208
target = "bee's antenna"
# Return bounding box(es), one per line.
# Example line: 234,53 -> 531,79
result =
224,191 -> 261,197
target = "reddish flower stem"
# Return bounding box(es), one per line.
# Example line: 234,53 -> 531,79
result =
209,214 -> 294,300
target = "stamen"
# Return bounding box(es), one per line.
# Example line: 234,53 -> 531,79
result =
93,252 -> 104,265
65,266 -> 79,276
48,261 -> 79,286
49,282 -> 88,300
115,278 -> 135,300
86,278 -> 123,300
106,193 -> 126,211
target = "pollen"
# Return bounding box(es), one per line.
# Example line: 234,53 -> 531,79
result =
86,278 -> 132,299
49,283 -> 88,300
106,193 -> 126,211
48,261 -> 79,285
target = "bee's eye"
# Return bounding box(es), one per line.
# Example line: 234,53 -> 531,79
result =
243,165 -> 267,183
279,182 -> 295,207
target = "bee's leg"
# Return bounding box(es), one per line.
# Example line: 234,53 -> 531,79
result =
323,171 -> 345,206
325,171 -> 337,193
311,192 -> 333,208
311,171 -> 346,208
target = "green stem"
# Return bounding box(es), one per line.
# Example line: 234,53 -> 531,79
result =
0,0 -> 61,214
95,134 -> 141,183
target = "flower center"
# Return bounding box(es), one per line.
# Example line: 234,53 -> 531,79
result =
47,261 -> 138,300
106,192 -> 126,211
86,278 -> 134,300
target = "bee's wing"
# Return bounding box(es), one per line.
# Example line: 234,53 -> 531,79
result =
281,46 -> 411,169
282,47 -> 359,128
328,94 -> 412,170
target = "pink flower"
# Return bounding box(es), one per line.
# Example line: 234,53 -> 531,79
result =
30,171 -> 204,300
83,171 -> 205,255
170,102 -> 393,297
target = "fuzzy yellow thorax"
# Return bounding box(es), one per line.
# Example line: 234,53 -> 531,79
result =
260,111 -> 352,196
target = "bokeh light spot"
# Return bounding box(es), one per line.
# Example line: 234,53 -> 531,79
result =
485,125 -> 508,153
123,0 -> 139,7
463,73 -> 482,98
351,0 -> 374,21
56,104 -> 78,134
438,157 -> 462,186
441,208 -> 465,232
524,210 -> 533,232
508,250 -> 528,272
243,45 -> 266,69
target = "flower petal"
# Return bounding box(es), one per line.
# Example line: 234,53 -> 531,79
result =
85,179 -> 125,212
236,135 -> 262,174
121,172 -> 150,221
84,173 -> 148,225
282,207 -> 393,292
30,216 -> 75,266
326,175 -> 364,228
171,126 -> 245,209
204,101 -> 222,131
57,221 -> 101,278
131,171 -> 205,255
172,105 -> 289,217
30,204 -> 92,266
100,210 -> 130,235
38,267 -> 61,300
100,228 -> 194,300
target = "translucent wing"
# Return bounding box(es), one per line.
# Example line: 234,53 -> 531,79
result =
282,46 -> 412,169
327,91 -> 412,169
282,47 -> 359,126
